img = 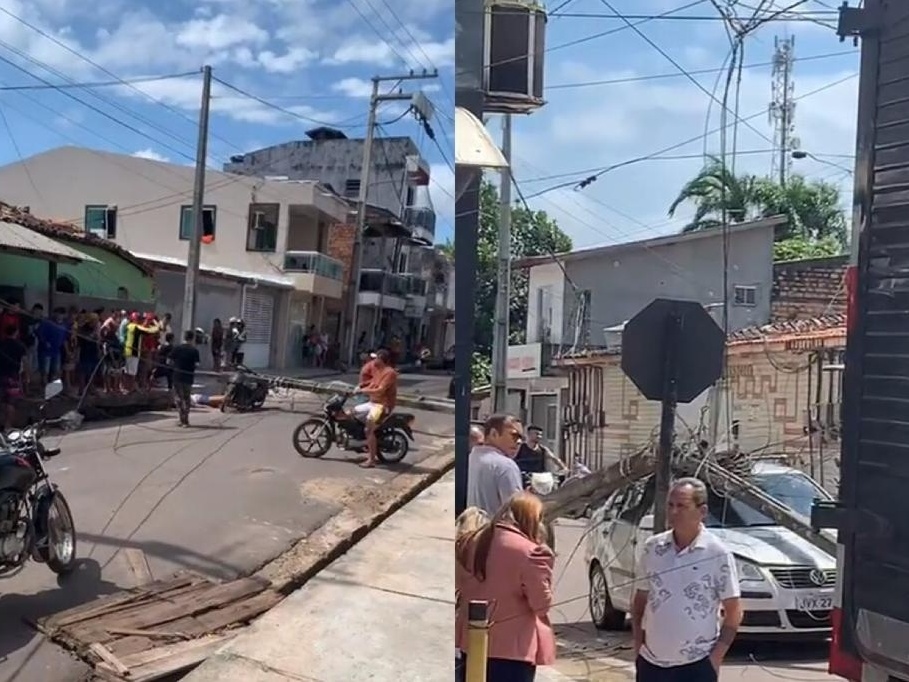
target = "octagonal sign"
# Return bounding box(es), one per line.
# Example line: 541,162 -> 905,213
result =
621,298 -> 725,403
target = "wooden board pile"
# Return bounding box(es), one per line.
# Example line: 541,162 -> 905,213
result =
36,571 -> 283,681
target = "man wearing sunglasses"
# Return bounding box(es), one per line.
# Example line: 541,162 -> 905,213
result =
466,413 -> 524,516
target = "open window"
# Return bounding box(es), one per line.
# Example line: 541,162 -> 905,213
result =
179,205 -> 217,242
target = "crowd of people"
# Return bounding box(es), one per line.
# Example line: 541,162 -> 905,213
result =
455,413 -> 745,682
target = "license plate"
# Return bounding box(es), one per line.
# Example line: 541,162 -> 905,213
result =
795,594 -> 833,611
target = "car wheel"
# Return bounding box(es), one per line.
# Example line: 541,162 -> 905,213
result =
589,562 -> 626,630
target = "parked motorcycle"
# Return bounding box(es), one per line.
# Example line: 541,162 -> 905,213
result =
0,381 -> 80,577
291,393 -> 415,464
220,365 -> 270,412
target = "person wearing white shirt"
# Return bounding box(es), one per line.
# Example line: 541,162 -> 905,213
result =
631,477 -> 743,681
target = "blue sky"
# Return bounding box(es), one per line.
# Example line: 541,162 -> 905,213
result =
508,0 -> 858,249
0,0 -> 455,241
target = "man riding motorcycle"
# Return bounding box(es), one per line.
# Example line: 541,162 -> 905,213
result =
351,349 -> 397,469
515,425 -> 568,494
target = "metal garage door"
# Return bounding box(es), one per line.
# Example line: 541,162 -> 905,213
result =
241,289 -> 275,368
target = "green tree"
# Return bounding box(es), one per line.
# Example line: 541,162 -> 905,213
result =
669,156 -> 848,255
474,180 -> 572,354
773,235 -> 842,262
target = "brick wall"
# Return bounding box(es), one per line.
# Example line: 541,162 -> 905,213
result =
327,223 -> 356,288
771,255 -> 848,321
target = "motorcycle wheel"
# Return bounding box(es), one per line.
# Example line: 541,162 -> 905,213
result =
292,418 -> 333,458
36,490 -> 77,575
377,429 -> 409,464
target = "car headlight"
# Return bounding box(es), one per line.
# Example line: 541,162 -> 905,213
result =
735,556 -> 766,583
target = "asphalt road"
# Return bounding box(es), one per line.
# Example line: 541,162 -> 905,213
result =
0,395 -> 454,682
548,521 -> 831,682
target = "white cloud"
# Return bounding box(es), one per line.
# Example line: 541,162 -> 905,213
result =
326,35 -> 454,68
332,77 -> 373,98
132,148 -> 170,162
256,47 -> 315,73
175,14 -> 268,51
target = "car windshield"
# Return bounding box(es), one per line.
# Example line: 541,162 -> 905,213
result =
704,471 -> 831,528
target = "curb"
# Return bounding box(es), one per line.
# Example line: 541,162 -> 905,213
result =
254,445 -> 455,595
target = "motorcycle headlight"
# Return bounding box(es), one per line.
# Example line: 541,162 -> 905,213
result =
7,430 -> 21,441
735,556 -> 767,583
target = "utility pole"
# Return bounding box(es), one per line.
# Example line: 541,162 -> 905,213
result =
343,70 -> 438,365
491,114 -> 512,412
182,65 -> 212,335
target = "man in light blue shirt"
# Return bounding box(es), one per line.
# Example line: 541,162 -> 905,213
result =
466,414 -> 524,516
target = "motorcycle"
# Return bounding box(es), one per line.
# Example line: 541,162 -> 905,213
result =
220,365 -> 270,412
0,380 -> 80,577
291,393 -> 415,464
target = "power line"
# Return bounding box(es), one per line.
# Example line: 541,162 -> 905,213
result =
0,71 -> 201,92
597,0 -> 776,149
547,49 -> 854,90
529,71 -> 858,197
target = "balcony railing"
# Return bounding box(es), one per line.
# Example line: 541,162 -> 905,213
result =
360,270 -> 409,297
283,251 -> 344,280
404,206 -> 436,239
403,274 -> 427,296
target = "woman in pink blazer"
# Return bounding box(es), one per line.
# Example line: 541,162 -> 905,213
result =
456,492 -> 557,682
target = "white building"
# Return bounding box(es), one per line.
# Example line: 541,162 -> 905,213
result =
0,146 -> 350,369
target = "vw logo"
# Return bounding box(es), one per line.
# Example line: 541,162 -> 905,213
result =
809,569 -> 828,586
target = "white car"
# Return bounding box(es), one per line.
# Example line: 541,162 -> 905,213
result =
584,462 -> 835,638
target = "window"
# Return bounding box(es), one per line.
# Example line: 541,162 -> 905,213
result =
179,205 -> 216,241
246,203 -> 279,252
733,284 -> 757,306
344,179 -> 361,198
117,286 -> 129,300
84,205 -> 117,239
405,185 -> 416,207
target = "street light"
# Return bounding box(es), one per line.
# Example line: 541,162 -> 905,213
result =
455,106 -> 509,201
791,150 -> 853,175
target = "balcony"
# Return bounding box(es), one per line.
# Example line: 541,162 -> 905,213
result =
282,251 -> 344,299
404,206 -> 436,245
403,274 -> 427,318
357,269 -> 408,310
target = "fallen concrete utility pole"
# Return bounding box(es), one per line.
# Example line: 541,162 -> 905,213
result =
543,446 -> 836,557
543,447 -> 655,521
675,455 -> 837,556
200,371 -> 456,415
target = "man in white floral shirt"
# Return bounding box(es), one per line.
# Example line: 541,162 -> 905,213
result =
631,477 -> 743,681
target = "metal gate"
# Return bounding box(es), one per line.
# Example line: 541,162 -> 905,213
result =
241,289 -> 275,368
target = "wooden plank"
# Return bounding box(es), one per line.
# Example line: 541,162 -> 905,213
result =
122,548 -> 154,586
65,580 -> 219,644
40,574 -> 199,631
105,627 -> 190,640
80,578 -> 269,643
96,634 -> 234,682
89,643 -> 128,676
106,590 -> 281,659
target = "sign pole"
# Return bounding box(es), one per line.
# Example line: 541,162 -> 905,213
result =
654,310 -> 682,534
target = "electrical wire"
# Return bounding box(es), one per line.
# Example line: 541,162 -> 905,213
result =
0,71 -> 201,92
529,71 -> 858,197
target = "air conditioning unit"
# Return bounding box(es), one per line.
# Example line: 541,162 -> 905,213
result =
483,0 -> 547,114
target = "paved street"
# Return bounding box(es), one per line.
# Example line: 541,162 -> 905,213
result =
0,395 -> 453,682
546,521 -> 831,682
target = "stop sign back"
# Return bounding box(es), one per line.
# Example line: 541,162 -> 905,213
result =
621,298 -> 725,403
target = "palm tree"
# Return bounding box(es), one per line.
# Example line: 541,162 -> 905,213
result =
667,155 -> 762,232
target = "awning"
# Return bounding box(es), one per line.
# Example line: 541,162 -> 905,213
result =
364,219 -> 411,239
0,221 -> 100,264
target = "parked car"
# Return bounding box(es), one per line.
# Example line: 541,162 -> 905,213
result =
584,462 -> 835,638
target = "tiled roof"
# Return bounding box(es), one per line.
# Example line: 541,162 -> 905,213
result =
554,313 -> 847,362
728,313 -> 846,344
0,202 -> 153,276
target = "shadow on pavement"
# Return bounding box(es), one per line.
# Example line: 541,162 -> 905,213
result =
553,623 -> 829,667
0,558 -> 119,665
77,532 -> 245,580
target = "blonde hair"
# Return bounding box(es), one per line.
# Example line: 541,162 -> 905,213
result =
456,506 -> 489,538
456,493 -> 545,581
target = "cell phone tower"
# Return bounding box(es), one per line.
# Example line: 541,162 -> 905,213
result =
769,36 -> 798,185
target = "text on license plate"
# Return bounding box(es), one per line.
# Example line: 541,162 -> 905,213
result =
795,594 -> 833,611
